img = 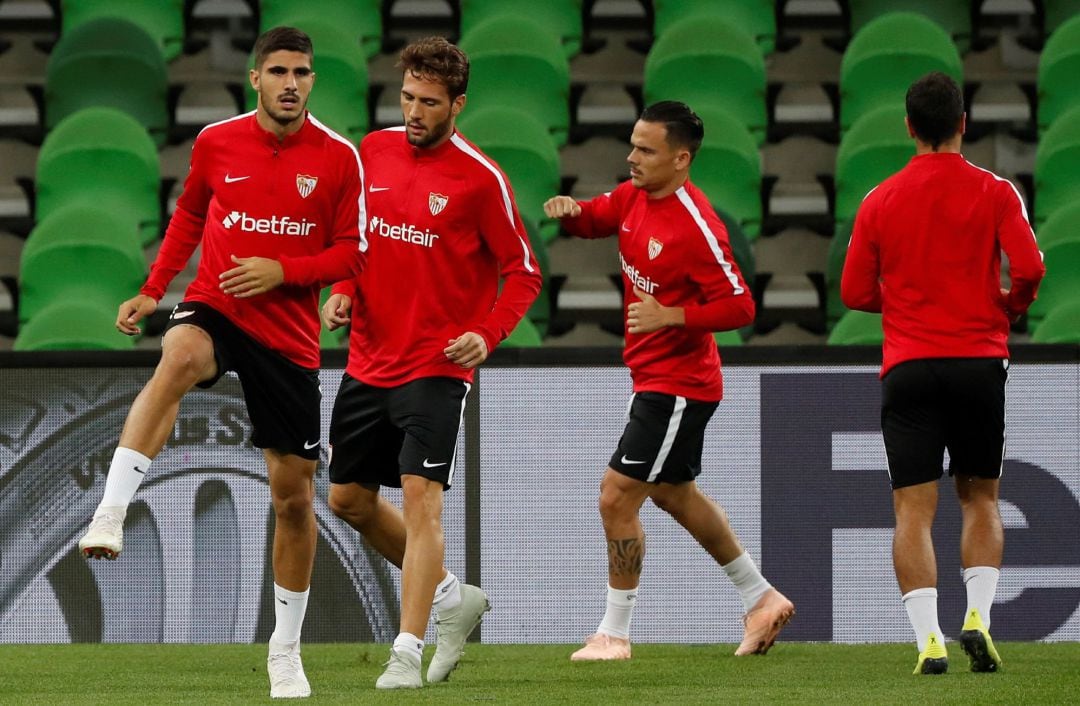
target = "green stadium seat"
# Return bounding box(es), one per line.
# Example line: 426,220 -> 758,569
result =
1037,15 -> 1080,134
1026,240 -> 1080,332
19,205 -> 145,326
522,219 -> 551,338
1030,299 -> 1080,344
457,106 -> 561,245
713,329 -> 745,346
827,309 -> 883,345
460,0 -> 583,59
644,15 -> 767,145
259,0 -> 382,59
1036,200 -> 1080,252
693,106 -> 762,240
246,21 -> 368,145
61,0 -> 186,61
1034,105 -> 1080,227
839,12 -> 962,135
459,15 -> 571,147
1043,0 -> 1080,36
501,316 -> 543,347
847,0 -> 973,53
825,222 -> 852,328
45,17 -> 169,147
35,107 -> 161,246
653,0 -> 776,56
15,299 -> 137,351
834,106 -> 914,228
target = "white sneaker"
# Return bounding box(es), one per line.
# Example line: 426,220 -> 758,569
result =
427,584 -> 491,683
375,648 -> 422,689
268,639 -> 311,698
78,506 -> 126,560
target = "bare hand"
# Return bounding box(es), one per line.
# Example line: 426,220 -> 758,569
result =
322,293 -> 352,331
1001,287 -> 1020,323
116,294 -> 158,336
444,332 -> 488,369
627,286 -> 677,334
543,195 -> 581,219
219,255 -> 284,298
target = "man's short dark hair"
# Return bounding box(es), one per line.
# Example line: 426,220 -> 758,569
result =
398,37 -> 470,100
640,101 -> 704,158
253,26 -> 313,70
906,72 -> 964,150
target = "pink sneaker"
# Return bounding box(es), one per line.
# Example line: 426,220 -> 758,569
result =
570,633 -> 632,661
735,588 -> 795,656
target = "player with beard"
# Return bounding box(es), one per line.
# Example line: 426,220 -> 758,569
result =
321,36 -> 541,689
78,26 -> 366,699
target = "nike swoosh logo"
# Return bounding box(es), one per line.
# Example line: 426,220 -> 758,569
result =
277,598 -> 288,605
422,459 -> 447,468
369,186 -> 391,192
224,174 -> 250,183
620,455 -> 646,465
171,310 -> 195,320
303,440 -> 319,450
133,466 -> 145,474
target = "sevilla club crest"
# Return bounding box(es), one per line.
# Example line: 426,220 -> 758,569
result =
648,237 -> 664,260
296,174 -> 318,199
429,192 -> 449,216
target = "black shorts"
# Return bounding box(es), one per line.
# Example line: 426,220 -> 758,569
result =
327,375 -> 469,489
164,301 -> 321,460
609,392 -> 719,484
881,357 -> 1008,489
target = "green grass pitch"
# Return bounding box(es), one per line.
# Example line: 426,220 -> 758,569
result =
2,642 -> 1078,704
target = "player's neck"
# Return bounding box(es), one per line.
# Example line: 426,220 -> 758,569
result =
255,109 -> 305,142
645,175 -> 688,200
914,134 -> 962,155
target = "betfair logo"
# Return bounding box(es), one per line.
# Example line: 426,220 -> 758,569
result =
222,211 -> 316,236
369,215 -> 440,248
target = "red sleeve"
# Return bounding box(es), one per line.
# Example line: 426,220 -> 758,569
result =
140,138 -> 210,300
841,193 -> 883,312
996,180 -> 1045,317
279,145 -> 367,287
473,174 -> 543,352
682,208 -> 755,331
561,184 -> 625,239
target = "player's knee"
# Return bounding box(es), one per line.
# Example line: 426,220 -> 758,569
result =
157,345 -> 212,387
272,484 -> 314,522
328,490 -> 374,527
598,486 -> 632,524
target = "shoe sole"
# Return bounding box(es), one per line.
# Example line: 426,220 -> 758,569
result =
918,657 -> 948,675
960,630 -> 1000,673
735,607 -> 795,656
81,546 -> 120,560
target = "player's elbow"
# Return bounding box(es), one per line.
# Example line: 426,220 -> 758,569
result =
735,293 -> 756,327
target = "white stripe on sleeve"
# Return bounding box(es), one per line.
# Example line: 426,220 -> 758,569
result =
674,187 -> 744,295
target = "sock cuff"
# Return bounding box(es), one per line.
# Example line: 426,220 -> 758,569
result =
963,566 -> 1000,582
115,446 -> 152,468
606,586 -> 637,604
393,632 -> 424,656
436,572 -> 458,591
274,584 -> 310,601
721,551 -> 752,573
902,587 -> 938,602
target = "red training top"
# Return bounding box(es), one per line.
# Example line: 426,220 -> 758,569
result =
333,127 -> 542,387
141,111 -> 367,369
561,179 -> 754,401
842,152 -> 1045,376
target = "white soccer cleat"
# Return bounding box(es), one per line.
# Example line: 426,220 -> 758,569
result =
427,584 -> 491,683
376,647 -> 422,689
268,639 -> 311,698
78,506 -> 126,560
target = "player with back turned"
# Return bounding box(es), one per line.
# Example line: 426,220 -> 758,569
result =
842,71 -> 1045,675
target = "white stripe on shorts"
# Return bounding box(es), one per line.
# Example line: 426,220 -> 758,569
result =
446,382 -> 471,487
647,395 -> 686,483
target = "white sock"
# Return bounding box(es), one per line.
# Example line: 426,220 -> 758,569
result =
902,587 -> 943,652
393,632 -> 423,660
269,584 -> 309,648
597,585 -> 637,639
98,447 -> 152,511
722,552 -> 773,613
963,566 -> 1000,629
432,571 -> 462,616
